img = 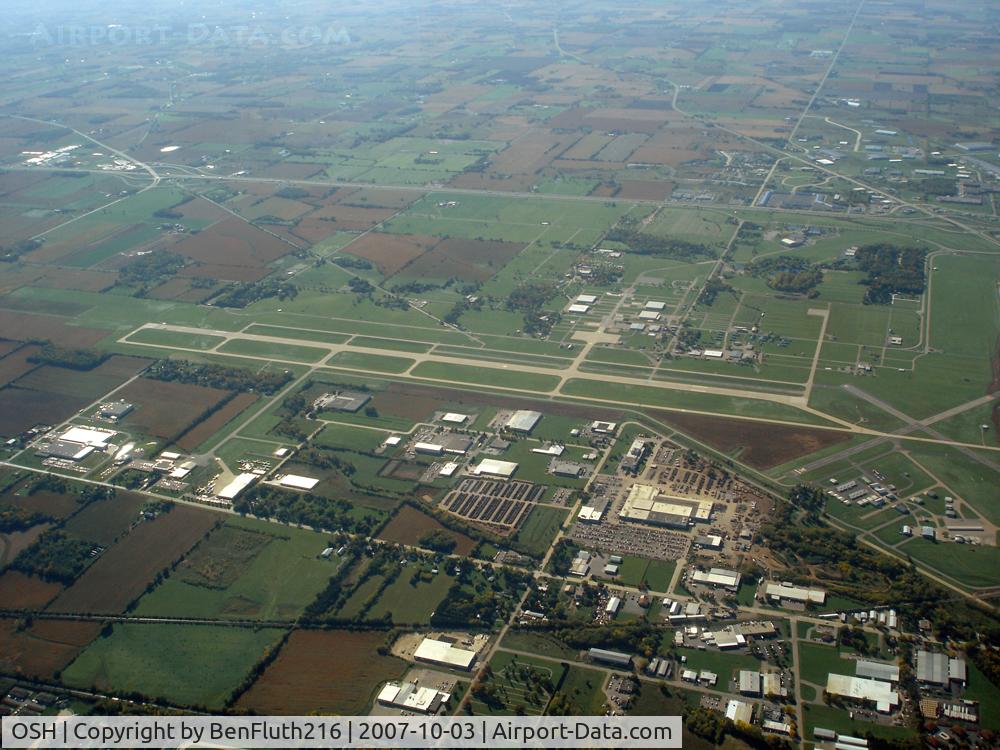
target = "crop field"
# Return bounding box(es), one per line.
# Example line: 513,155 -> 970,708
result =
0,619 -> 103,679
657,412 -> 851,470
133,517 -> 342,620
62,623 -> 285,710
0,570 -> 63,609
61,492 -> 147,546
174,392 -> 257,452
377,505 -> 476,555
236,630 -> 406,715
170,217 -> 292,275
47,504 -> 218,614
116,378 -> 232,442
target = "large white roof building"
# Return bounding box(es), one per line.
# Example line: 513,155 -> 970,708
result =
414,638 -> 477,670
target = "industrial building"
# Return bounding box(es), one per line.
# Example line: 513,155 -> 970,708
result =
855,660 -> 900,683
605,596 -> 622,615
567,303 -> 590,314
620,484 -> 713,528
275,474 -> 320,491
825,675 -> 899,713
739,670 -> 762,696
316,390 -> 371,413
590,420 -> 617,434
576,294 -> 598,304
59,426 -> 116,448
725,700 -> 754,725
216,472 -> 258,501
916,651 -> 967,687
620,439 -> 649,472
376,682 -> 450,714
577,505 -> 604,523
690,567 -> 741,591
413,638 -> 477,671
588,648 -> 631,667
505,410 -> 542,433
764,581 -> 827,606
471,458 -> 518,479
441,412 -> 469,424
97,400 -> 134,421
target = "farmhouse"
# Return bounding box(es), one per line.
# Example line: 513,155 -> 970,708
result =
377,682 -> 450,714
414,637 -> 477,671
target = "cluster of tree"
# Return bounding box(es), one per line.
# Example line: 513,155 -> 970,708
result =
750,255 -> 823,296
855,244 -> 927,304
295,447 -> 356,475
275,187 -> 310,200
331,255 -> 373,270
698,276 -> 736,306
11,530 -> 97,584
0,506 -> 49,533
765,495 -> 1000,643
685,706 -> 792,750
152,196 -> 194,220
0,238 -> 43,263
27,344 -> 109,371
506,281 -> 560,337
145,360 -> 291,395
547,539 -> 578,576
233,484 -> 383,536
418,529 -> 458,553
603,228 -> 714,260
119,250 -> 186,287
211,279 -> 298,308
431,567 -> 527,628
347,277 -> 374,297
553,622 -> 660,657
676,327 -> 702,350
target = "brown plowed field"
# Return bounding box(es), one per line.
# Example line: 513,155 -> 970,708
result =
378,505 -> 476,555
174,392 -> 257,452
47,504 -> 218,614
0,619 -> 102,679
171,217 -> 291,268
343,232 -> 439,275
236,630 -> 406,715
116,378 -> 232,441
397,238 -> 525,281
0,310 -> 109,346
0,571 -> 63,609
655,411 -> 850,470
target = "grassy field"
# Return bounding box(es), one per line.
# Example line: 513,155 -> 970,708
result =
513,505 -> 567,558
61,623 -> 285,709
132,517 -> 342,620
501,631 -> 579,660
673,647 -> 762,681
410,361 -> 560,392
327,350 -> 415,373
365,568 -> 455,624
896,537 -> 1000,589
217,338 -> 329,363
797,642 -> 854,686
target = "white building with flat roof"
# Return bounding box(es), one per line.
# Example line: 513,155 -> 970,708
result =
576,294 -> 598,304
216,472 -> 257,501
567,304 -> 590,314
414,638 -> 477,670
765,581 -> 826,605
441,412 -> 469,424
506,410 -> 542,433
691,567 -> 741,590
826,674 -> 899,712
377,682 -> 450,714
471,459 -> 518,479
60,426 -> 116,448
276,474 -> 320,491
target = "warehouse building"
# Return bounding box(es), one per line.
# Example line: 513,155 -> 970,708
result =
505,410 -> 542,433
725,700 -> 754,725
588,648 -> 631,667
621,484 -> 713,528
316,390 -> 370,413
690,567 -> 741,591
764,581 -> 827,606
471,459 -> 518,479
855,660 -> 900,683
275,474 -> 320,491
916,650 -> 967,687
97,400 -> 134,421
414,638 -> 477,671
739,671 -> 762,696
825,674 -> 899,713
216,472 -> 258,501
